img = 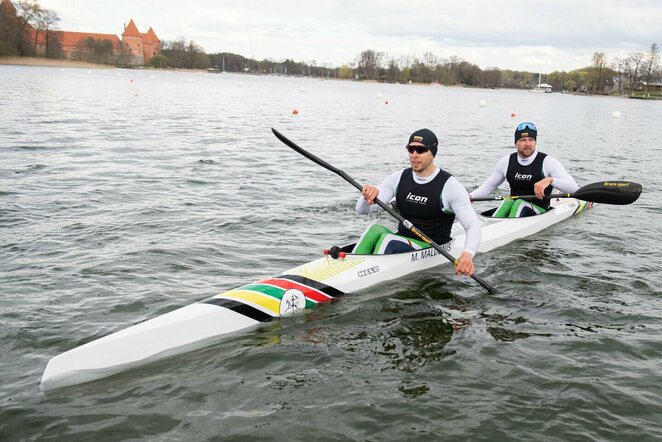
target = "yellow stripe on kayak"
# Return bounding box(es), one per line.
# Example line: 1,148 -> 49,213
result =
216,289 -> 281,316
575,201 -> 593,214
288,257 -> 366,281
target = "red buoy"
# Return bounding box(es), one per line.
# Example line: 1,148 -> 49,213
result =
292,109 -> 299,115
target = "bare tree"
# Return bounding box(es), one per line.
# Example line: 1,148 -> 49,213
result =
643,43 -> 659,91
37,8 -> 59,57
611,57 -> 624,94
591,52 -> 607,93
623,52 -> 646,92
356,49 -> 384,80
16,0 -> 42,55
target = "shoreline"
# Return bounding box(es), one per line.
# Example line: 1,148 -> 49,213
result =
0,56 -> 111,69
2,57 -> 655,98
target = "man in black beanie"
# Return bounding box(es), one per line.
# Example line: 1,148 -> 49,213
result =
469,122 -> 579,217
354,128 -> 481,278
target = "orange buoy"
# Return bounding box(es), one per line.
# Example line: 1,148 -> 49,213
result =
292,109 -> 299,115
511,113 -> 515,117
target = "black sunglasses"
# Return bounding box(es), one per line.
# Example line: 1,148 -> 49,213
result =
406,145 -> 430,154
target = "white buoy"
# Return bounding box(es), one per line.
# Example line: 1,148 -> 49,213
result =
188,78 -> 193,82
479,99 -> 487,107
87,70 -> 92,74
238,81 -> 244,87
611,110 -> 622,119
376,92 -> 383,98
150,74 -> 155,79
299,86 -> 306,92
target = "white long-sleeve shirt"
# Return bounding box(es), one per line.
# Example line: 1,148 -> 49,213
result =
356,167 -> 481,256
469,151 -> 579,199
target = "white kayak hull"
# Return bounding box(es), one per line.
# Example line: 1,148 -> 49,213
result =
41,198 -> 592,390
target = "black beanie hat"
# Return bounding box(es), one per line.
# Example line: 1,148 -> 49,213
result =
514,122 -> 537,143
407,128 -> 438,157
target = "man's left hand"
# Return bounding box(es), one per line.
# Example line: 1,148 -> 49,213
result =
534,177 -> 554,198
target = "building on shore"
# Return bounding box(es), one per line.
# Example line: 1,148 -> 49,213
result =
119,19 -> 160,65
0,0 -> 159,64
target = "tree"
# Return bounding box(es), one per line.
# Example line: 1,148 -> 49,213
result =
16,0 -> 41,55
356,49 -> 383,80
160,38 -> 211,69
385,57 -> 399,83
148,54 -> 170,68
38,8 -> 59,58
623,52 -> 646,92
337,64 -> 353,79
482,68 -> 502,88
591,52 -> 607,93
643,43 -> 659,91
0,0 -> 34,55
0,0 -> 25,55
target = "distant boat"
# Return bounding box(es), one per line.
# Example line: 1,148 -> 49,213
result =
529,73 -> 552,93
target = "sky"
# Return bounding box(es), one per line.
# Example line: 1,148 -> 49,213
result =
37,0 -> 661,73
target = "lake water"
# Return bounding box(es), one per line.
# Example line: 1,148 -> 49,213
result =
1,64 -> 661,441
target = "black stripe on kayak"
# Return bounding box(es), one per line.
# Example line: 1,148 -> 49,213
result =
201,298 -> 273,322
276,274 -> 345,298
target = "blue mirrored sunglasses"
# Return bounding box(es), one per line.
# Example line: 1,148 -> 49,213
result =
517,122 -> 537,131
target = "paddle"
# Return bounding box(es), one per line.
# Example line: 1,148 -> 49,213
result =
271,128 -> 495,294
470,181 -> 642,205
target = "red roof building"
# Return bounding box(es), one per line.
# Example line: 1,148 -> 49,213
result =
0,1 -> 161,64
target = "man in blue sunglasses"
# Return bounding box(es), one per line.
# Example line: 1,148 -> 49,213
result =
352,128 -> 481,277
469,122 -> 579,217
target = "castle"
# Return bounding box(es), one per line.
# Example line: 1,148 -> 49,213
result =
49,18 -> 160,64
0,0 -> 159,64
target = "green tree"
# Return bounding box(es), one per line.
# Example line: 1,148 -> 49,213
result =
337,64 -> 353,79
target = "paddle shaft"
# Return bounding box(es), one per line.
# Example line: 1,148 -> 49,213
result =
271,128 -> 495,293
471,193 -> 572,202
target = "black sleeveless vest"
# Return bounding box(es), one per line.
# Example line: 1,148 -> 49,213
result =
395,168 -> 455,244
506,152 -> 552,206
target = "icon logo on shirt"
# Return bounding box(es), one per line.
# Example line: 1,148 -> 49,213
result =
406,192 -> 428,204
514,173 -> 533,180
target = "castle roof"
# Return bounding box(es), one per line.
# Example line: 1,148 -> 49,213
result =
122,19 -> 142,37
143,27 -> 160,44
56,31 -> 122,50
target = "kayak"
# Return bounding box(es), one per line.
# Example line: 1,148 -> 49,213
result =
40,197 -> 592,391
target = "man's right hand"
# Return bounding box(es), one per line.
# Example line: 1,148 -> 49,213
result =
361,184 -> 379,204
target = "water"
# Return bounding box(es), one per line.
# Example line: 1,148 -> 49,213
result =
1,65 -> 661,441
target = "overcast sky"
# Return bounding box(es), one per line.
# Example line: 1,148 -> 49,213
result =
38,0 -> 661,73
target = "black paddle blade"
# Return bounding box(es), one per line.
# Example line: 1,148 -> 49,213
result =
575,181 -> 642,205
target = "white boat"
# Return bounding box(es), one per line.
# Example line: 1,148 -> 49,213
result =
40,198 -> 593,390
529,73 -> 552,93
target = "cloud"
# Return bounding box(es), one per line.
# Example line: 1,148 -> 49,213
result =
40,0 -> 661,72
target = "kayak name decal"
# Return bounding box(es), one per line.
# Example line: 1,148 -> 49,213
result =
410,246 -> 448,261
357,266 -> 380,278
